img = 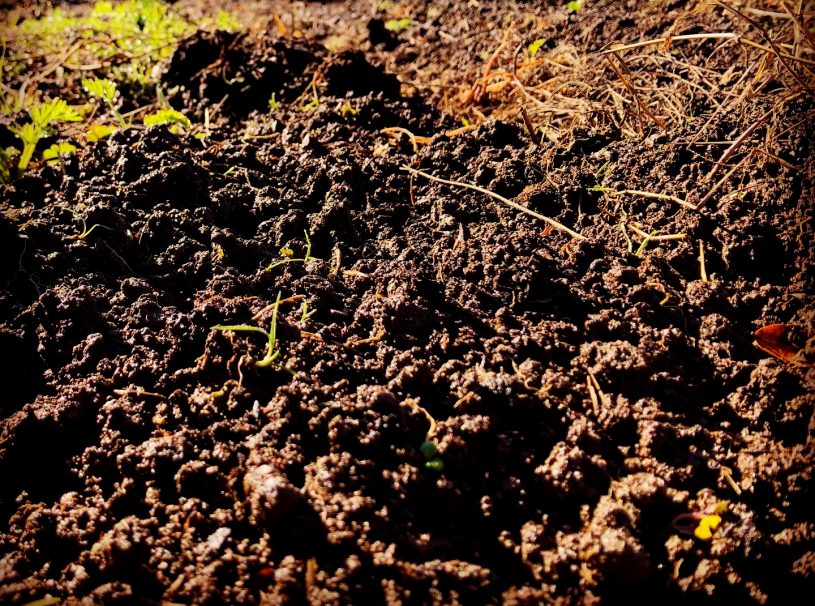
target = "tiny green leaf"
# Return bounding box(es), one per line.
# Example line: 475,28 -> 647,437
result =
384,18 -> 411,33
86,124 -> 117,142
143,109 -> 191,129
528,39 -> 545,58
42,142 -> 77,164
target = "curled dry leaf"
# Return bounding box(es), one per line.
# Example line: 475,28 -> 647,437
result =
753,324 -> 814,367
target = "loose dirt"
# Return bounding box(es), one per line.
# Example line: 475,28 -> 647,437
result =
1,1 -> 813,604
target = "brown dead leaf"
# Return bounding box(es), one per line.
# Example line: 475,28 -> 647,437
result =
753,324 -> 813,367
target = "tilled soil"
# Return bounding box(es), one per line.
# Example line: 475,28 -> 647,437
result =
1,1 -> 814,604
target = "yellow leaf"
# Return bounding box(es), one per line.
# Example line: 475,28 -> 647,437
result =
693,515 -> 722,541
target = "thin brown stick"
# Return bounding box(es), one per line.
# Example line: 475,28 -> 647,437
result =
606,53 -> 665,130
600,33 -> 738,54
402,166 -> 586,240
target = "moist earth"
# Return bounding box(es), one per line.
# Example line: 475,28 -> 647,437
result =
1,1 -> 814,604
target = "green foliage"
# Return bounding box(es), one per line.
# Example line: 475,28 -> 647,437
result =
268,93 -> 279,112
82,77 -> 118,104
213,293 -> 283,368
566,0 -> 585,12
86,124 -> 117,142
385,18 -> 411,33
143,108 -> 191,129
14,1 -> 196,87
30,98 -> 83,128
42,142 -> 78,164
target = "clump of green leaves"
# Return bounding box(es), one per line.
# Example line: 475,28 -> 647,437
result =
566,0 -> 585,12
9,98 -> 84,171
213,292 -> 283,368
266,231 -> 319,271
43,142 -> 77,165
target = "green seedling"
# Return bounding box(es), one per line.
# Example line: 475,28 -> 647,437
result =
566,0 -> 585,12
266,231 -> 319,271
10,123 -> 44,171
301,92 -> 320,112
143,108 -> 191,132
420,440 -> 444,472
83,77 -> 127,128
635,230 -> 658,257
341,102 -> 357,117
268,93 -> 279,112
300,299 -> 316,322
385,18 -> 411,33
73,215 -> 110,240
42,142 -> 77,165
213,292 -> 283,368
86,124 -> 117,143
527,39 -> 545,58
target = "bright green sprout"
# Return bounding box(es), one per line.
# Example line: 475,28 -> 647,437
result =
527,39 -> 545,58
384,18 -> 411,33
301,94 -> 320,112
42,142 -> 77,165
268,93 -> 279,112
83,77 -> 127,128
212,292 -> 283,368
143,108 -> 191,130
266,231 -> 320,271
86,124 -> 117,142
341,102 -> 357,117
566,0 -> 585,12
10,123 -> 44,170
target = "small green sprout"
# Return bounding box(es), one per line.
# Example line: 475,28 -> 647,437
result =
301,93 -> 320,112
10,122 -> 44,171
212,292 -> 283,368
384,18 -> 411,33
527,39 -> 545,58
268,93 -> 279,112
300,300 -> 316,322
143,108 -> 191,131
73,215 -> 110,240
341,102 -> 357,117
420,440 -> 444,472
566,0 -> 585,12
266,231 -> 319,271
42,142 -> 77,165
635,230 -> 658,257
86,124 -> 117,142
83,77 -> 127,128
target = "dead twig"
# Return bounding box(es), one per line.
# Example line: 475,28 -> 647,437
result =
401,166 -> 586,240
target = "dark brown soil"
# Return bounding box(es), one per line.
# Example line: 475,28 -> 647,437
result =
1,1 -> 813,604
